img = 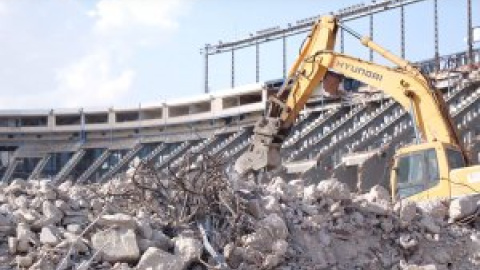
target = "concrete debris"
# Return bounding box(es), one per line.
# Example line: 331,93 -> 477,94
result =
0,162 -> 480,270
365,184 -> 391,202
136,247 -> 183,270
316,178 -> 351,200
418,200 -> 448,220
92,228 -> 140,263
39,226 -> 60,246
398,200 -> 418,225
16,254 -> 33,268
174,236 -> 203,265
420,215 -> 441,234
449,195 -> 479,221
98,213 -> 137,229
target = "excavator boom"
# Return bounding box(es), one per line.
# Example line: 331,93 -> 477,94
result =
235,15 -> 466,176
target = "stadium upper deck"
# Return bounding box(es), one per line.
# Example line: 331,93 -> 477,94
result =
0,49 -> 478,184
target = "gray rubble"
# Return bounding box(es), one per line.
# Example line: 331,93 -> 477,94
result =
0,161 -> 480,270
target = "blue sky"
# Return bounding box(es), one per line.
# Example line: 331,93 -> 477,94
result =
0,0 -> 478,109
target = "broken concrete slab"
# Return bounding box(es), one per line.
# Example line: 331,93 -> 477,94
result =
449,196 -> 478,221
1,165 -> 480,270
91,228 -> 140,263
316,179 -> 351,200
136,247 -> 183,270
98,213 -> 137,229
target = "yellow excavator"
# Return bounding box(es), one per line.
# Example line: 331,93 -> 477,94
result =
234,15 -> 480,202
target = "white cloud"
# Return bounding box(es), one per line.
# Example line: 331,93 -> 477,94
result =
53,0 -> 193,108
55,51 -> 135,107
0,0 -> 193,109
88,0 -> 188,34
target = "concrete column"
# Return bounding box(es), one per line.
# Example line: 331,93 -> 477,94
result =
211,96 -> 223,112
108,108 -> 116,125
261,88 -> 268,109
162,103 -> 169,121
47,110 -> 55,128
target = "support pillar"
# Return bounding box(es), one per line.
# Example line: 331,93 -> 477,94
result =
467,0 -> 474,67
341,28 -> 345,54
203,45 -> 209,94
282,34 -> 287,78
256,41 -> 260,83
231,49 -> 235,88
400,5 -> 406,59
80,108 -> 86,143
369,14 -> 374,62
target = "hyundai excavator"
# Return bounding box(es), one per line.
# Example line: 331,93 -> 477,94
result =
234,15 -> 480,202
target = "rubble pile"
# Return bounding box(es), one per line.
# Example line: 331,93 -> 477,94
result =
1,159 -> 480,269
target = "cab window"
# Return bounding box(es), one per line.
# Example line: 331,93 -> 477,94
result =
446,149 -> 465,170
396,149 -> 439,198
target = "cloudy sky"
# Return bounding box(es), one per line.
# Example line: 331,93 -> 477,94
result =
0,0 -> 478,110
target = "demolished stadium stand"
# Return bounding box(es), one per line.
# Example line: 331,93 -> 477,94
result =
0,49 -> 480,192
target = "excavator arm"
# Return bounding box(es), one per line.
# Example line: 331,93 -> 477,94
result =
234,15 -> 465,175
328,53 -> 459,144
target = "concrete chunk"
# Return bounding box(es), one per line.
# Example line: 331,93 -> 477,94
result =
40,226 -> 60,246
449,196 -> 478,221
418,200 -> 447,220
399,201 -> 417,224
420,215 -> 441,234
16,254 -> 33,268
92,228 -> 140,263
316,179 -> 350,200
98,213 -> 137,229
136,247 -> 183,270
174,236 -> 203,265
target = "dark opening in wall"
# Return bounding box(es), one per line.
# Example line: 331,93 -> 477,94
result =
20,116 -> 48,127
56,115 -> 81,126
190,102 -> 211,114
223,92 -> 262,109
141,108 -> 163,120
239,93 -> 262,105
222,97 -> 239,109
169,106 -> 189,117
224,117 -> 232,125
169,102 -> 211,117
0,118 -> 16,127
85,113 -> 108,124
116,111 -> 139,122
0,116 -> 48,127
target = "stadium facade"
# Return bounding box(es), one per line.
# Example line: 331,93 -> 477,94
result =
0,49 -> 479,191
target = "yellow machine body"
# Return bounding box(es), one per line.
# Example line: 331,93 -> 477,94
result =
390,142 -> 480,201
235,15 -> 480,202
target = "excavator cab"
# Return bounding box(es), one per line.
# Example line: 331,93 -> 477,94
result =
390,142 -> 467,201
